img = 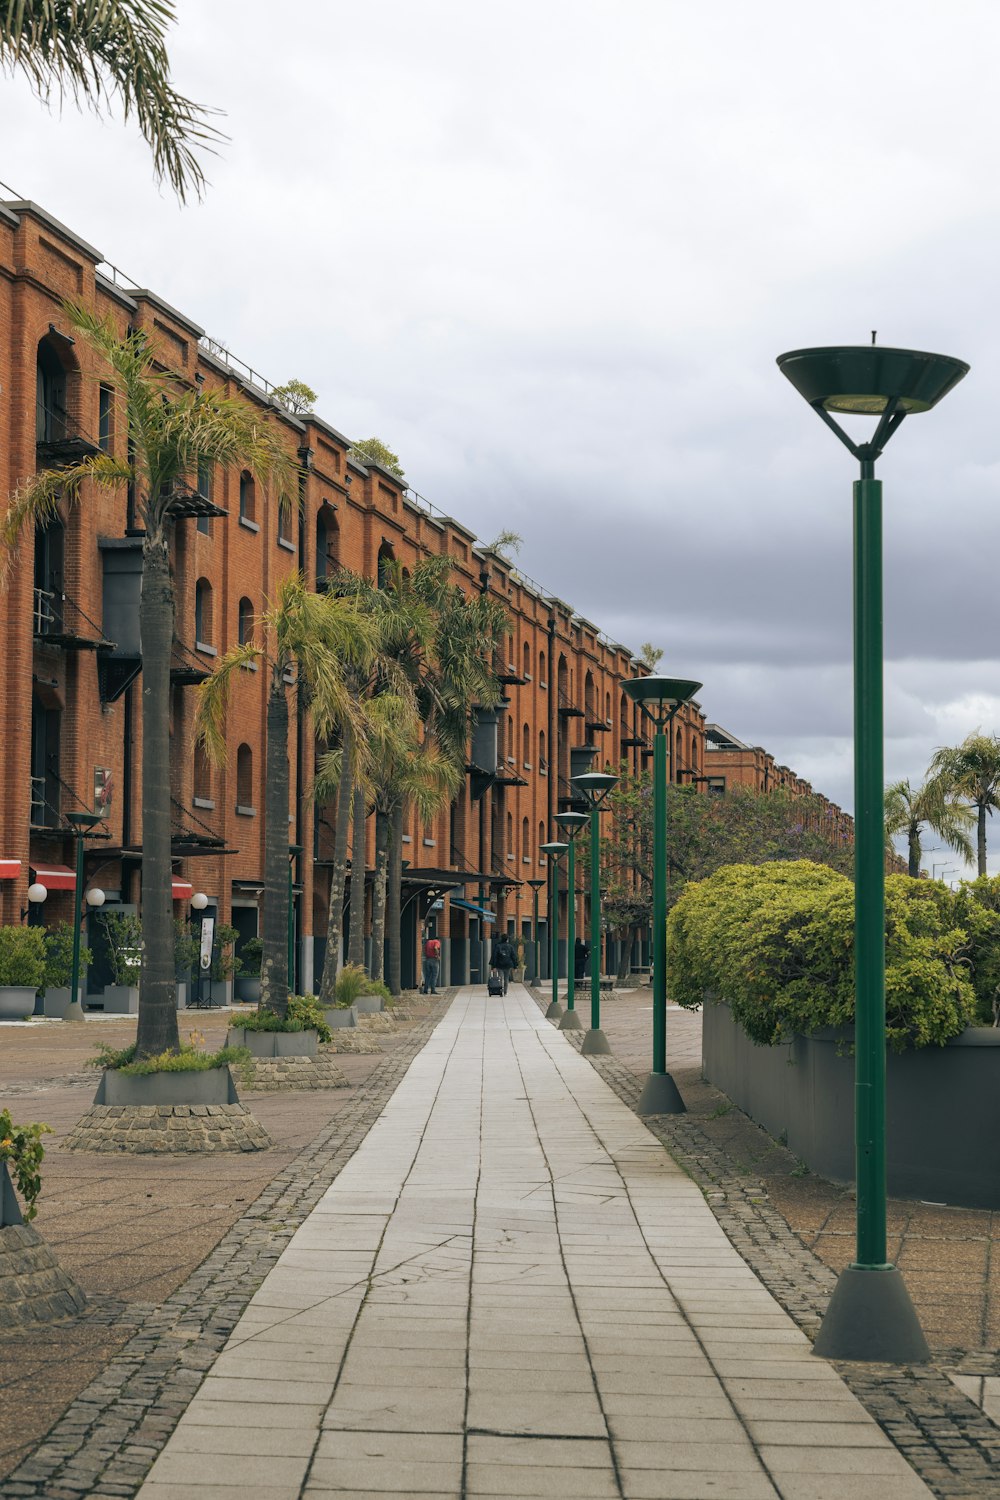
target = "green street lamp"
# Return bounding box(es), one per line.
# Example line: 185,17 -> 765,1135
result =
539,843 -> 568,1018
620,676 -> 702,1114
288,844 -> 304,992
65,811 -> 103,1022
778,341 -> 968,1364
570,770 -> 619,1055
554,810 -> 589,1031
527,878 -> 546,986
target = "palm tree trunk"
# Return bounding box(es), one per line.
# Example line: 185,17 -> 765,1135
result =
317,733 -> 353,1005
136,530 -> 179,1059
370,807 -> 390,981
387,799 -> 404,996
908,824 -> 921,880
348,783 -> 367,969
978,800 -> 988,877
260,672 -> 289,1017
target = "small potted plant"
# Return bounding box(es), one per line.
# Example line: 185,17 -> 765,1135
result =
95,910 -> 142,1013
210,923 -> 241,1007
0,926 -> 47,1020
174,919 -> 200,1010
42,922 -> 93,1018
234,936 -> 262,1004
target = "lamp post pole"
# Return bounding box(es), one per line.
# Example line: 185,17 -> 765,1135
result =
288,844 -> 303,993
540,843 -> 567,1019
528,878 -> 545,986
571,771 -> 618,1055
778,342 -> 968,1362
621,677 -> 701,1114
555,811 -> 588,1032
65,811 -> 102,1023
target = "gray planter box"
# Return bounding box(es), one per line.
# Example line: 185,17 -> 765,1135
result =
234,976 -> 261,1004
0,985 -> 37,1020
85,985 -> 139,1014
354,995 -> 384,1014
324,1006 -> 358,1029
702,1001 -> 1000,1210
226,1027 -> 318,1057
93,1065 -> 239,1106
43,986 -> 73,1018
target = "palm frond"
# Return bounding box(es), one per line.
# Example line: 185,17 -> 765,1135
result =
193,643 -> 263,766
0,451 -> 132,582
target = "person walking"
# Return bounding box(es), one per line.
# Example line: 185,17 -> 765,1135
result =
422,931 -> 442,995
490,933 -> 517,994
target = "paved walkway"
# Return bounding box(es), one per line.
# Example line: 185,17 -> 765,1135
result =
137,988 -> 931,1500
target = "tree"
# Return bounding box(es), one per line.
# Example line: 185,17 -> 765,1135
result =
638,642 -> 663,670
884,776 -> 974,880
349,437 -> 405,481
0,1 -> 223,202
2,306 -> 296,1056
195,575 -> 375,1017
929,733 -> 1000,877
484,530 -> 522,558
271,379 -> 317,415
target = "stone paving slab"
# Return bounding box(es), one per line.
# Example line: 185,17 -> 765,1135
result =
135,987 -> 934,1500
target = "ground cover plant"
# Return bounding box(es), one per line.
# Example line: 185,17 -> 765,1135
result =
0,1108 -> 52,1221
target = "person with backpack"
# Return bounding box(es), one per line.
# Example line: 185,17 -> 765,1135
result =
422,931 -> 442,994
490,934 -> 518,995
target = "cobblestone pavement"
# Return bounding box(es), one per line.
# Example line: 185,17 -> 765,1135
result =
0,998 -> 445,1490
115,986 -> 944,1499
543,986 -> 1000,1499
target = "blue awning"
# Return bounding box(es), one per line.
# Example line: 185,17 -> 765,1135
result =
449,896 -> 496,923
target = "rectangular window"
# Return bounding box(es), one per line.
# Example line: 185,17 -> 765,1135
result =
197,459 -> 213,536
98,385 -> 113,453
707,777 -> 726,798
277,501 -> 294,549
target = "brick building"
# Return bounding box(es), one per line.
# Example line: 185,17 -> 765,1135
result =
0,199 -> 847,999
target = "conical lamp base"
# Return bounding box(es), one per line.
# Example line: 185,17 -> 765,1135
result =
581,1028 -> 611,1056
813,1265 -> 930,1363
637,1071 -> 685,1115
559,1009 -> 583,1032
62,1001 -> 86,1023
545,1001 -> 564,1021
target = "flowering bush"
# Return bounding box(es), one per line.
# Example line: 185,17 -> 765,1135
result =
0,1108 -> 53,1221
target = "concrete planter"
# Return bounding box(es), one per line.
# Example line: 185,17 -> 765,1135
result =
324,1006 -> 358,1029
85,985 -> 139,1014
234,976 -> 261,1004
93,1065 -> 239,1107
42,986 -> 72,1018
226,1027 -> 318,1058
702,1001 -> 1000,1210
0,986 -> 38,1020
354,995 -> 385,1014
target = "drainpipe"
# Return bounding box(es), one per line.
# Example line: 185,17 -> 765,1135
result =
293,445 -> 314,991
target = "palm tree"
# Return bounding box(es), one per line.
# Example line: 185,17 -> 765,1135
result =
1,307 -> 295,1057
195,575 -> 375,1018
930,733 -> 1000,877
884,776 -> 974,879
0,1 -> 223,201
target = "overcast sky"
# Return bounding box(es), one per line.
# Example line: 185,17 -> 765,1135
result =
3,0 -> 999,872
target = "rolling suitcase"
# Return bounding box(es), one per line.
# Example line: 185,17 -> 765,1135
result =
487,967 -> 504,996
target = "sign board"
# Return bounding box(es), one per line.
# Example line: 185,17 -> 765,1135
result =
94,767 -> 113,816
199,916 -> 215,972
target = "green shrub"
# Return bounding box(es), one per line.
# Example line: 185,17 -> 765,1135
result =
211,923 -> 242,982
90,1039 -> 249,1076
97,910 -> 143,986
238,995 -> 331,1043
334,962 -> 391,1008
173,919 -> 200,975
667,860 -> 975,1050
953,875 -> 1000,1025
0,1108 -> 52,1220
0,926 -> 47,989
42,922 -> 92,991
239,936 -> 262,977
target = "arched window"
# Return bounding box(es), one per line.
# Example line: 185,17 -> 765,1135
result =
239,471 -> 256,524
36,335 -> 70,444
675,726 -> 683,783
236,744 -> 254,811
237,597 -> 254,645
195,578 -> 213,647
605,690 -> 612,724
523,641 -> 531,680
506,810 -> 514,859
538,729 -> 546,773
506,633 -> 515,669
316,506 -> 339,588
506,716 -> 514,760
193,744 -> 212,805
538,820 -> 545,862
522,722 -> 530,767
522,816 -> 530,865
377,542 -> 395,589
584,671 -> 596,721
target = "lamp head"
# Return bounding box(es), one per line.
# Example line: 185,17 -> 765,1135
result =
85,887 -> 106,908
571,771 -> 619,808
777,345 -> 969,417
191,891 -> 209,911
621,675 -> 702,725
555,811 -> 589,838
26,883 -> 48,904
539,841 -> 568,860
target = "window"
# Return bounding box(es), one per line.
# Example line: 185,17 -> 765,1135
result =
707,777 -> 726,798
538,820 -> 545,862
506,811 -> 514,860
35,337 -> 68,444
523,641 -> 531,680
238,597 -> 254,646
98,385 -> 113,453
239,471 -> 257,526
539,649 -> 547,688
236,744 -> 254,812
277,498 -> 294,549
377,542 -> 395,589
522,816 -> 530,864
196,458 -> 213,536
675,726 -> 683,783
522,722 -> 530,767
193,744 -> 213,807
538,729 -> 547,774
316,507 -> 339,588
506,716 -> 514,761
195,578 -> 213,648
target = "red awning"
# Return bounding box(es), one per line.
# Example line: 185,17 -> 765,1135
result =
29,863 -> 76,891
171,877 -> 194,901
0,859 -> 21,880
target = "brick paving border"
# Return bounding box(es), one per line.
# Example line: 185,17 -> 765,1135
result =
1,995 -> 451,1500
536,995 -> 1000,1500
